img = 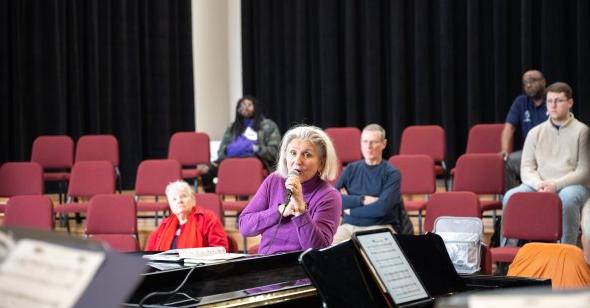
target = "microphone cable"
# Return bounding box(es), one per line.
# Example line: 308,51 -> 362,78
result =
138,265 -> 200,307
263,170 -> 299,255
263,199 -> 290,255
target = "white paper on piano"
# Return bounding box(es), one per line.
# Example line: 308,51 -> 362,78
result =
468,292 -> 590,308
143,246 -> 227,262
183,253 -> 248,265
0,239 -> 105,308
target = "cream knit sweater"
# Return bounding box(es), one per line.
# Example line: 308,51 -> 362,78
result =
521,113 -> 590,190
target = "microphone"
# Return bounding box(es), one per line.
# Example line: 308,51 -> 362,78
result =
266,169 -> 301,255
284,170 -> 300,206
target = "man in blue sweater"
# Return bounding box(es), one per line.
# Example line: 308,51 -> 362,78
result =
332,124 -> 412,244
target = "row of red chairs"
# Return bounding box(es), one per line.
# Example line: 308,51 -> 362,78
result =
420,191 -> 562,273
3,193 -> 241,253
0,157 -> 261,252
326,123 -> 507,165
24,133 -> 212,196
326,124 -> 508,190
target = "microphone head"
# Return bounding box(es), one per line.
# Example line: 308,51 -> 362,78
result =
288,170 -> 300,177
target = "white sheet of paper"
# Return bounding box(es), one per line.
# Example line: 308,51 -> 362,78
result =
468,292 -> 590,308
177,246 -> 226,259
243,127 -> 258,141
0,239 -> 105,308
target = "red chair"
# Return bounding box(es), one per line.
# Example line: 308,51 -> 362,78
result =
490,192 -> 562,264
196,193 -> 241,252
86,194 -> 138,252
399,125 -> 447,190
75,135 -> 121,191
0,162 -> 44,213
134,159 -> 182,225
388,155 -> 436,234
168,132 -> 211,190
465,124 -> 509,154
54,161 -> 116,232
4,195 -> 54,231
31,135 -> 74,202
216,158 -> 264,253
452,154 -> 504,219
423,192 -> 481,233
195,193 -> 224,225
325,127 -> 362,164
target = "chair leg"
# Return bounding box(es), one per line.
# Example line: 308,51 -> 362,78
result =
116,167 -> 122,193
417,210 -> 423,234
242,236 -> 248,254
61,213 -> 71,234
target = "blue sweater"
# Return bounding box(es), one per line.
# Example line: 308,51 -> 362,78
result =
335,160 -> 402,228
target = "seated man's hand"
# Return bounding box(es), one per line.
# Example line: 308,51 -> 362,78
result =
498,151 -> 509,161
363,195 -> 379,205
537,181 -> 557,193
339,187 -> 348,195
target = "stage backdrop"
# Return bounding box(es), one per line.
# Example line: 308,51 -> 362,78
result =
0,0 -> 194,188
242,0 -> 590,163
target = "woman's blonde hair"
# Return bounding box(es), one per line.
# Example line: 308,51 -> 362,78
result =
276,125 -> 338,181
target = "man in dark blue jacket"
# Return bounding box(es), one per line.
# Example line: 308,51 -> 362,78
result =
332,124 -> 412,244
500,70 -> 548,189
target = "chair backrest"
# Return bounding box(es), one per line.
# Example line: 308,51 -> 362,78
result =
399,125 -> 446,162
423,192 -> 482,232
4,195 -> 54,230
167,132 -> 211,166
216,158 -> 263,196
86,194 -> 138,252
465,124 -> 507,154
503,192 -> 562,241
325,127 -> 362,164
452,153 -> 504,194
0,162 -> 44,197
67,161 -> 116,198
388,154 -> 436,195
134,159 -> 182,196
195,193 -> 223,220
31,135 -> 74,170
75,135 -> 119,167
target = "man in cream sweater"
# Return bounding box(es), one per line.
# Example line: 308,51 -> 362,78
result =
502,82 -> 589,245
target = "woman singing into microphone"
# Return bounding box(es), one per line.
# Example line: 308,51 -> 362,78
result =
239,125 -> 342,254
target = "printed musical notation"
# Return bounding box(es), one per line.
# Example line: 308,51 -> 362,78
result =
357,232 -> 429,304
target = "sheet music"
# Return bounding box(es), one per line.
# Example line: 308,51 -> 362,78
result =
0,239 -> 105,308
357,232 -> 429,304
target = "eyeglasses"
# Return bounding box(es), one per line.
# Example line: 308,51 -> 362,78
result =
546,98 -> 569,105
361,140 -> 383,146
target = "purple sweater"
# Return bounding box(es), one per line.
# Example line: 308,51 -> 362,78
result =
239,172 -> 342,254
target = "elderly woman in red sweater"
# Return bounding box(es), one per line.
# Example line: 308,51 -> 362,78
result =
145,180 -> 229,251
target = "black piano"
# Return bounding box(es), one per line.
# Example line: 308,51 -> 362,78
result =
124,234 -> 550,307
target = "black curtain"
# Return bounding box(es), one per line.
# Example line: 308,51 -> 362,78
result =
242,0 -> 590,166
0,0 -> 195,188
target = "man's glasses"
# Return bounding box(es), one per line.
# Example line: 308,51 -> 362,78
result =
361,140 -> 383,146
546,98 -> 569,105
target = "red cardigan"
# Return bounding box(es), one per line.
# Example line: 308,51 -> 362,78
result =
145,207 -> 229,251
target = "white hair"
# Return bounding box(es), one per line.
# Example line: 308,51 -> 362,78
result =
276,125 -> 339,181
165,180 -> 195,201
363,123 -> 386,140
